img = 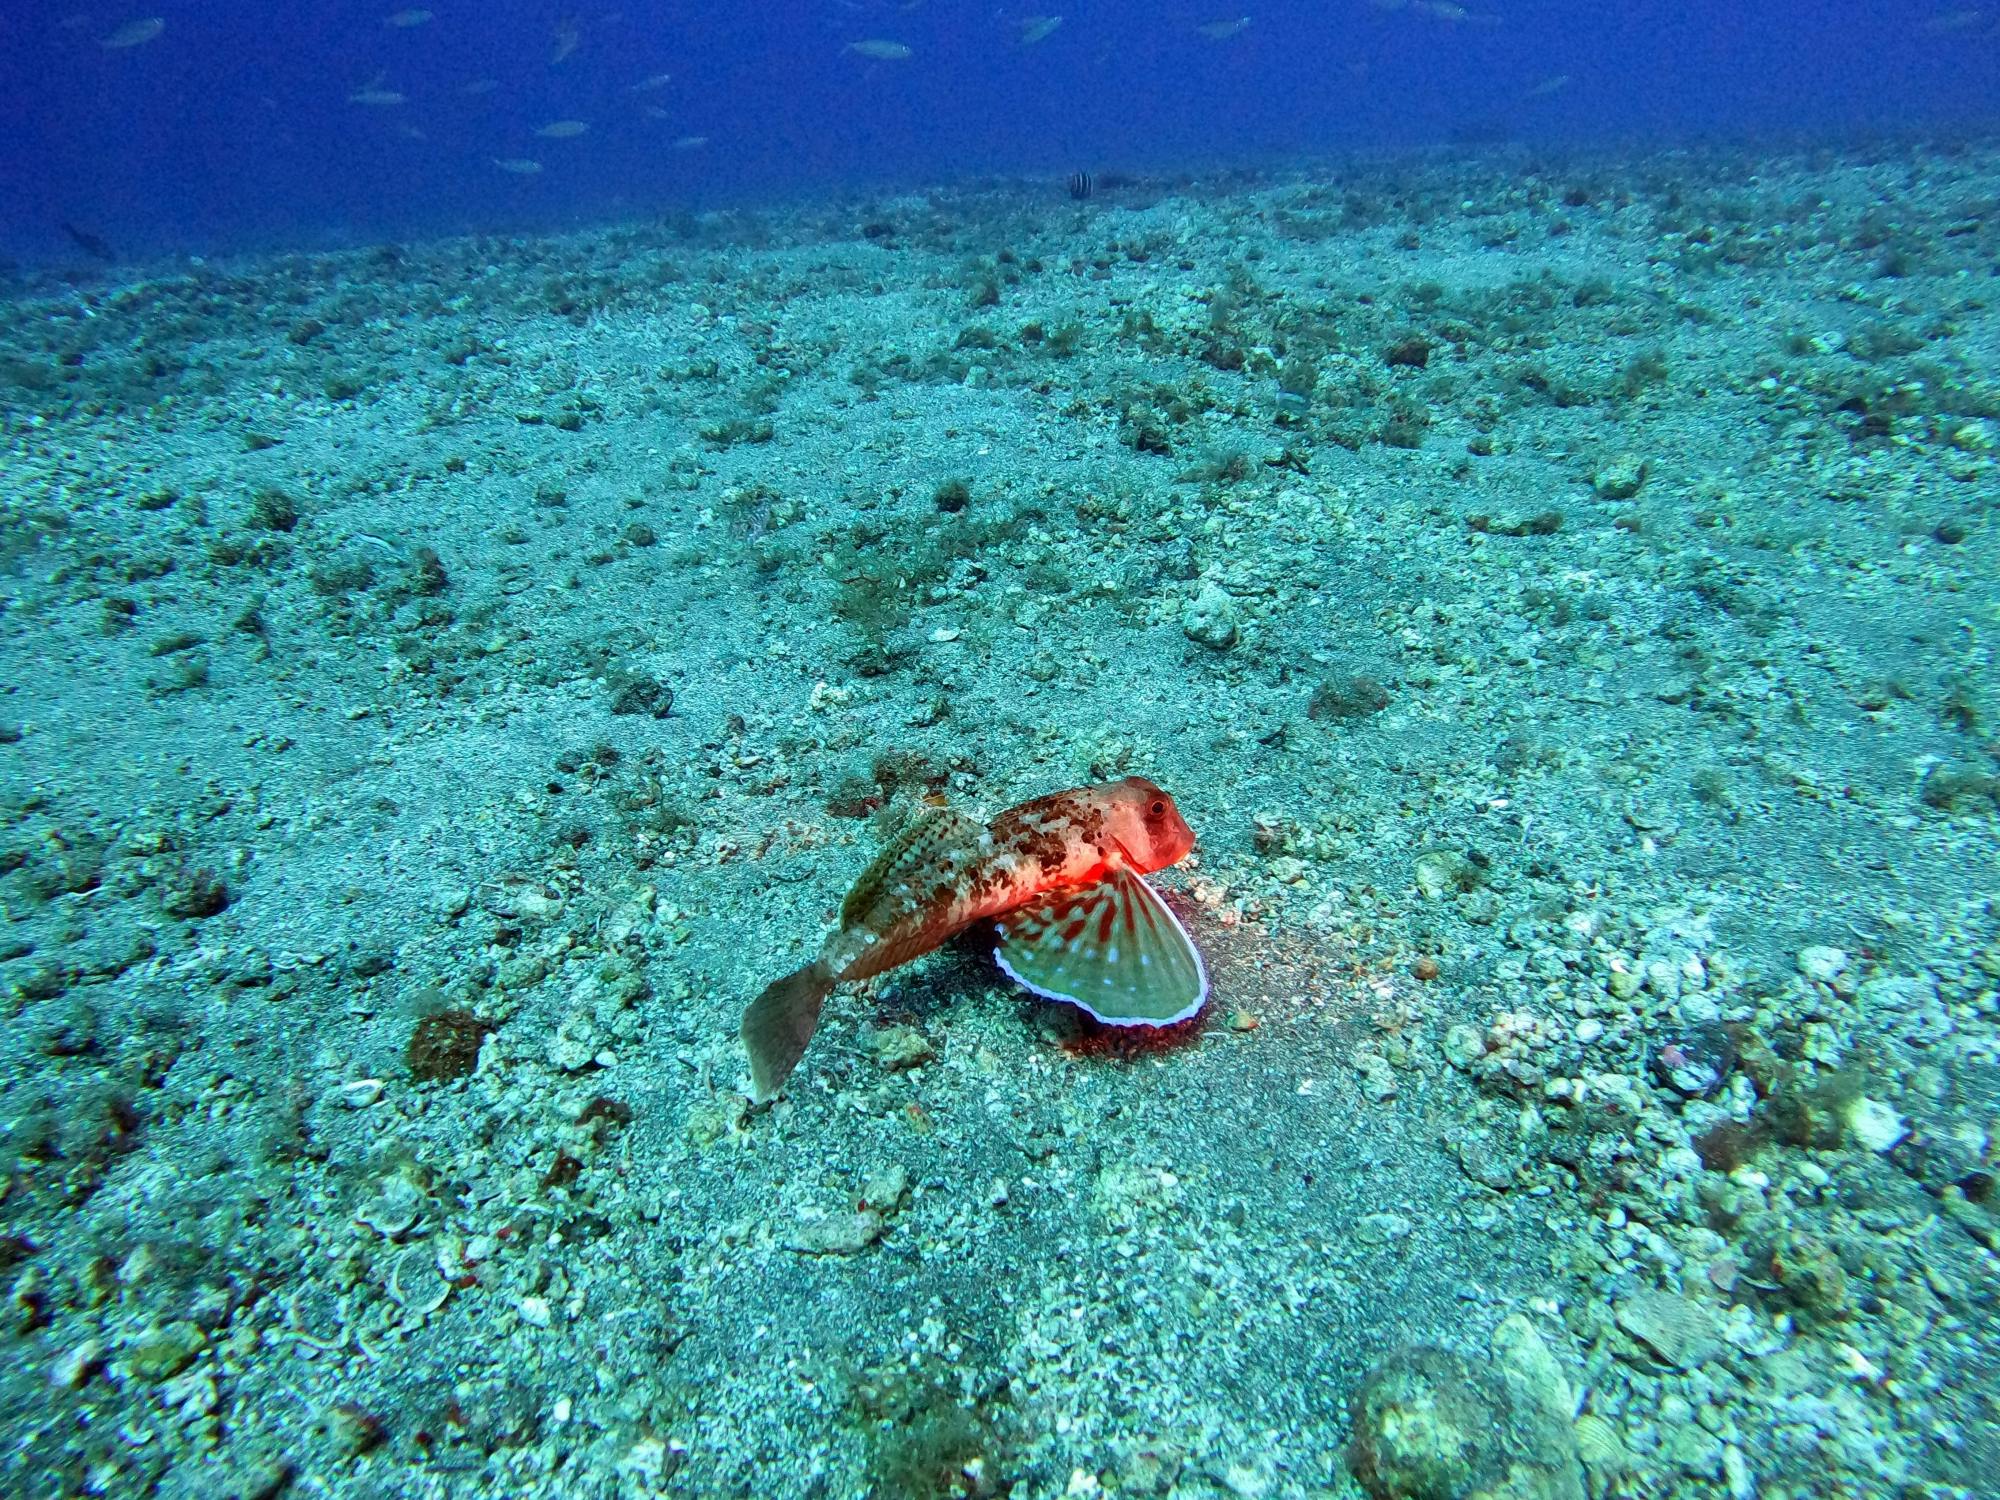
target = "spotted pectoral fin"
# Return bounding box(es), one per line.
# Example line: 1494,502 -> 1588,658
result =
993,867 -> 1208,1026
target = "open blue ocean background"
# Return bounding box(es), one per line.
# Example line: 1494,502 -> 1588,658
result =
4,0 -> 1998,262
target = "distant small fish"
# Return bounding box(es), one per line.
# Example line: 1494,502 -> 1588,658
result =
394,123 -> 427,140
100,17 -> 164,49
1018,14 -> 1064,45
458,77 -> 500,95
1195,16 -> 1250,40
1412,0 -> 1469,19
348,87 -> 407,106
60,221 -> 116,262
535,119 -> 589,138
1524,72 -> 1570,98
383,8 -> 433,27
626,71 -> 673,92
672,134 -> 709,151
492,157 -> 543,174
740,777 -> 1206,1100
1067,169 -> 1093,200
846,38 -> 913,60
1922,8 -> 1986,32
550,16 -> 581,63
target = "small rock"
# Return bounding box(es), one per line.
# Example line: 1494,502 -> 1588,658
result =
516,1294 -> 552,1328
1348,1345 -> 1583,1500
608,673 -> 674,718
50,1338 -> 104,1389
858,1163 -> 910,1215
1797,945 -> 1848,983
125,1321 -> 206,1382
872,1025 -> 934,1071
1592,453 -> 1649,500
322,1402 -> 387,1457
1649,1022 -> 1736,1098
1355,1212 -> 1412,1246
1454,1129 -> 1524,1191
786,1209 -> 886,1256
1182,581 -> 1240,650
1352,1047 -> 1398,1103
1846,1096 -> 1906,1152
161,866 -> 230,919
686,1094 -> 748,1145
1442,1023 -> 1486,1070
1413,849 -> 1480,899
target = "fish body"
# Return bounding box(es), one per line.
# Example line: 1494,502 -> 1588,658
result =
349,87 -> 407,106
741,777 -> 1205,1100
535,119 -> 590,138
847,38 -> 914,61
1195,16 -> 1251,40
101,17 -> 164,49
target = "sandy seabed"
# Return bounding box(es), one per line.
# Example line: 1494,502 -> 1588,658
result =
0,136 -> 1996,1499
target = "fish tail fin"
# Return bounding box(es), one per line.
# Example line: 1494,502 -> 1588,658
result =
741,959 -> 835,1102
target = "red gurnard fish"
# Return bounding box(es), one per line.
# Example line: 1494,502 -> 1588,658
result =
742,776 -> 1206,1100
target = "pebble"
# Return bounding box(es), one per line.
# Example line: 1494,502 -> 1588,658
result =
1592,452 -> 1650,499
1442,1023 -> 1486,1069
1797,945 -> 1848,983
50,1338 -> 104,1389
871,1024 -> 935,1071
1355,1212 -> 1413,1246
1182,580 -> 1241,650
1845,1096 -> 1907,1153
125,1321 -> 207,1382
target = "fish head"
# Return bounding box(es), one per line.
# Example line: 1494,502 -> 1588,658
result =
1098,776 -> 1195,873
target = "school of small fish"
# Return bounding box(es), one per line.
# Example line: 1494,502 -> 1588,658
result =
740,777 -> 1206,1101
59,3 -> 1589,200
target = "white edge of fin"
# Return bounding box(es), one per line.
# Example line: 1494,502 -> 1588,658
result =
992,877 -> 1209,1028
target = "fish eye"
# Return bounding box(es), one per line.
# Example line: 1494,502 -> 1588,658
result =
1148,799 -> 1167,817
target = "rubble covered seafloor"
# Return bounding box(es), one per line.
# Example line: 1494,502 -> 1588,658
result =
0,137 -> 1996,1499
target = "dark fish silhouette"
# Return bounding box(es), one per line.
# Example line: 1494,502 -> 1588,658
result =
59,222 -> 116,263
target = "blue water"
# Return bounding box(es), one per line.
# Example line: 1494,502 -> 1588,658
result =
3,0 -> 1997,260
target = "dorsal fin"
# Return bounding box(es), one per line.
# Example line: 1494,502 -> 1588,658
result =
839,804 -> 985,930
